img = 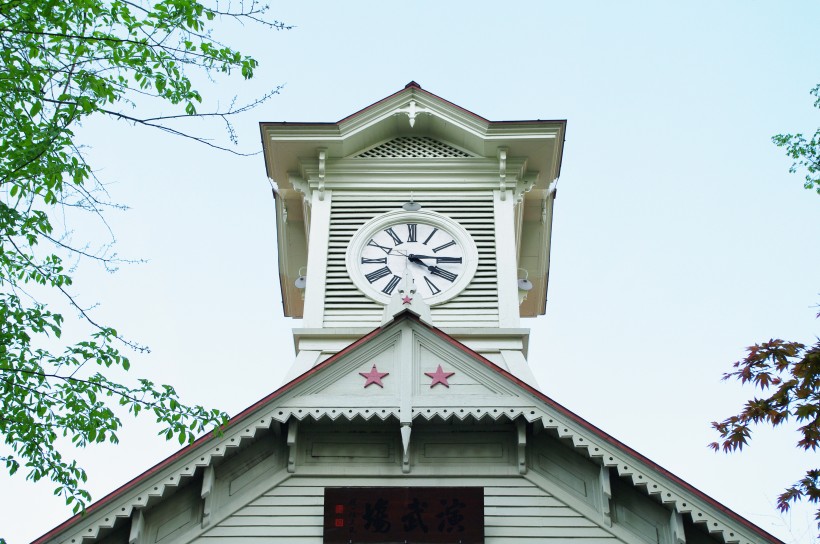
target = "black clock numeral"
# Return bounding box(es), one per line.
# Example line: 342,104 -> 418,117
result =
382,275 -> 402,295
367,239 -> 393,254
407,223 -> 417,243
430,267 -> 458,282
365,266 -> 392,283
436,256 -> 462,264
424,276 -> 442,295
432,240 -> 456,253
385,228 -> 402,246
361,257 -> 388,264
422,228 -> 438,245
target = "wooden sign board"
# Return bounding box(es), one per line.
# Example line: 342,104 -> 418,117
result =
323,487 -> 484,543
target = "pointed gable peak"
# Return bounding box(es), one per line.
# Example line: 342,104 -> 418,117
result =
260,83 -> 566,188
36,312 -> 783,544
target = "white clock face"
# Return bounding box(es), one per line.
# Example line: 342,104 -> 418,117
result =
346,211 -> 478,306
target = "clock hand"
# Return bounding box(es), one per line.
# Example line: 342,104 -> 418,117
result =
427,265 -> 458,282
410,254 -> 463,265
408,256 -> 443,276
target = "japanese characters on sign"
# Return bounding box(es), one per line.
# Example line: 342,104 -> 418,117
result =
323,487 -> 484,544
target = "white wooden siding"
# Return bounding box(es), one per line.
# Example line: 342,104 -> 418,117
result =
324,192 -> 499,328
198,476 -> 617,543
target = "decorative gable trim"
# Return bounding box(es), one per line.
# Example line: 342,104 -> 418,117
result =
37,313 -> 781,544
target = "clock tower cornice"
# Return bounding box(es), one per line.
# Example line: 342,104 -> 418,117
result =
293,156 -> 531,193
260,85 -> 565,196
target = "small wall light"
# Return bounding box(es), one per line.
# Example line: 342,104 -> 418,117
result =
402,192 -> 421,211
517,268 -> 533,291
294,267 -> 307,289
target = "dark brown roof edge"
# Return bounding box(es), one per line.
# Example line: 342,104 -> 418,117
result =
32,323 -> 389,544
336,82 -> 490,125
418,319 -> 782,544
258,82 -> 567,128
34,311 -> 781,544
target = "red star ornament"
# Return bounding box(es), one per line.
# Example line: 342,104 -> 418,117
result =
425,364 -> 455,388
402,295 -> 413,305
359,365 -> 389,388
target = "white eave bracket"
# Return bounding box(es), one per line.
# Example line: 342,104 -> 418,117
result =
317,148 -> 327,201
287,420 -> 299,473
600,465 -> 612,527
400,423 -> 412,474
127,509 -> 143,544
200,465 -> 215,528
498,147 -> 508,200
516,419 -> 527,475
515,172 -> 538,203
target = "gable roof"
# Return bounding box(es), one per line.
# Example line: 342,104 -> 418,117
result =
259,81 -> 566,194
35,312 -> 783,544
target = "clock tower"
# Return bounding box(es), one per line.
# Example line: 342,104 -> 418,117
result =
261,82 -> 566,386
37,82 -> 782,544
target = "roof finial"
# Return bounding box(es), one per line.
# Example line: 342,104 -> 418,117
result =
394,99 -> 431,128
381,269 -> 433,327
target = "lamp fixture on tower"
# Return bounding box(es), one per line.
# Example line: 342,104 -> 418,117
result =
517,268 -> 533,292
402,192 -> 421,211
294,267 -> 307,289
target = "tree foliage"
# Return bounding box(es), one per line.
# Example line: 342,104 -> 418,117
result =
712,83 -> 820,532
710,335 -> 820,523
0,0 -> 285,533
772,84 -> 820,195
709,84 -> 820,528
709,81 -> 820,527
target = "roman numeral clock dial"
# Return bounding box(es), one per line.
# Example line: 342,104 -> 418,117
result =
346,210 -> 479,306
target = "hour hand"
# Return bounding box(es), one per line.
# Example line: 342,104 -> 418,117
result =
427,266 -> 458,282
410,254 -> 462,264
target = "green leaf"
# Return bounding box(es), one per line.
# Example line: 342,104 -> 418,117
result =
0,0 -> 277,516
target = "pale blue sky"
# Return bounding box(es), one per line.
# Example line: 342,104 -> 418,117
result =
3,2 -> 820,543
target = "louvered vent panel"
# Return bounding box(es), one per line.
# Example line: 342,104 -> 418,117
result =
325,193 -> 498,328
355,137 -> 474,158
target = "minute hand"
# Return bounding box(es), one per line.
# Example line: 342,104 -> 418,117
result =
409,254 -> 462,262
